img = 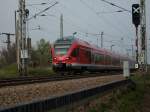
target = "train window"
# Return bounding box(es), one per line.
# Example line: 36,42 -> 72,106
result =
54,44 -> 70,55
71,48 -> 79,57
95,53 -> 104,63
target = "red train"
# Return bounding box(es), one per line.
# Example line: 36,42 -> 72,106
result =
51,36 -> 136,73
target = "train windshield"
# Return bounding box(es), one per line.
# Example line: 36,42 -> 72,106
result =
54,44 -> 70,55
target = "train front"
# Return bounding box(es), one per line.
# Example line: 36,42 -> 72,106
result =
51,37 -> 74,72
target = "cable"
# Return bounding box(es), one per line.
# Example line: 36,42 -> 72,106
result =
29,0 -> 127,40
79,0 -> 125,34
34,5 -> 129,48
26,1 -> 60,38
57,2 -> 102,33
27,0 -> 133,50
97,0 -> 134,41
27,1 -> 58,21
40,10 -> 90,35
80,0 -> 133,40
96,10 -> 124,14
26,3 -> 47,6
100,0 -> 131,13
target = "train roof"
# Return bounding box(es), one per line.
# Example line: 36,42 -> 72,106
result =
54,36 -> 76,44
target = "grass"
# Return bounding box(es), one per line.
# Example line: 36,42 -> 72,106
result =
0,64 -> 18,78
89,73 -> 148,112
28,67 -> 54,76
120,76 -> 145,112
0,64 -> 54,78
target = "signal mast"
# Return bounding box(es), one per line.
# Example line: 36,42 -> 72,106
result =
140,0 -> 147,72
132,0 -> 147,71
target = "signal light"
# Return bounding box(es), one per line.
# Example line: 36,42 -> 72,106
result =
132,4 -> 140,27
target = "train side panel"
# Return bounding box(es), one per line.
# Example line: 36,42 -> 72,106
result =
51,37 -> 136,72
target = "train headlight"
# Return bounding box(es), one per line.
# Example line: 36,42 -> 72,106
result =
65,57 -> 70,60
54,57 -> 57,60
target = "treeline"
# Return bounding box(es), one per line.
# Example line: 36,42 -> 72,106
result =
0,44 -> 16,67
0,39 -> 52,68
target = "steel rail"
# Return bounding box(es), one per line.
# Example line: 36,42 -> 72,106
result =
0,72 -> 124,88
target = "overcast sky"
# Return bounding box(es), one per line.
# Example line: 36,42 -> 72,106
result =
0,0 -> 150,62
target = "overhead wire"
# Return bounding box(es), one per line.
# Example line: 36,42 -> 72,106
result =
27,0 -> 125,39
96,9 -> 133,34
57,1 -> 102,33
27,0 -> 134,50
96,10 -> 125,14
27,0 -> 60,37
27,3 -> 90,41
32,2 -> 92,36
27,1 -> 58,21
100,0 -> 131,13
80,0 -> 134,41
28,2 -> 126,46
79,0 -> 129,39
47,2 -> 101,38
97,0 -> 135,38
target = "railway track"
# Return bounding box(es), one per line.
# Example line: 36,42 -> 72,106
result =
0,71 -> 131,88
0,72 -> 121,88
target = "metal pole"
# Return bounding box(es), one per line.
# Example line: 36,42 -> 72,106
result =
97,37 -> 98,46
136,27 -> 139,64
60,14 -> 63,39
140,0 -> 147,72
19,0 -> 28,76
15,11 -> 20,71
132,44 -> 134,58
111,45 -> 114,51
7,35 -> 11,50
101,32 -> 104,48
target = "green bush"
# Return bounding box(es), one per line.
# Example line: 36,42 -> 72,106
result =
89,74 -> 147,112
0,64 -> 18,78
0,64 -> 54,78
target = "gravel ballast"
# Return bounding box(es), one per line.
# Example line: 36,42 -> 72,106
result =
0,75 -> 125,108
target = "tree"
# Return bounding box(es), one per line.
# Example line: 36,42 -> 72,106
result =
34,39 -> 51,67
0,44 -> 16,67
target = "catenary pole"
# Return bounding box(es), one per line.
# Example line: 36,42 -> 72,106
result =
101,32 -> 104,48
140,0 -> 147,72
60,14 -> 63,39
18,0 -> 28,76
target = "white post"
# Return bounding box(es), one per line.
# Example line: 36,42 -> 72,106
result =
123,61 -> 130,78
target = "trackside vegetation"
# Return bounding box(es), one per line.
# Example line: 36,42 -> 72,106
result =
0,64 -> 54,78
0,64 -> 18,78
0,38 -> 53,78
88,73 -> 150,112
